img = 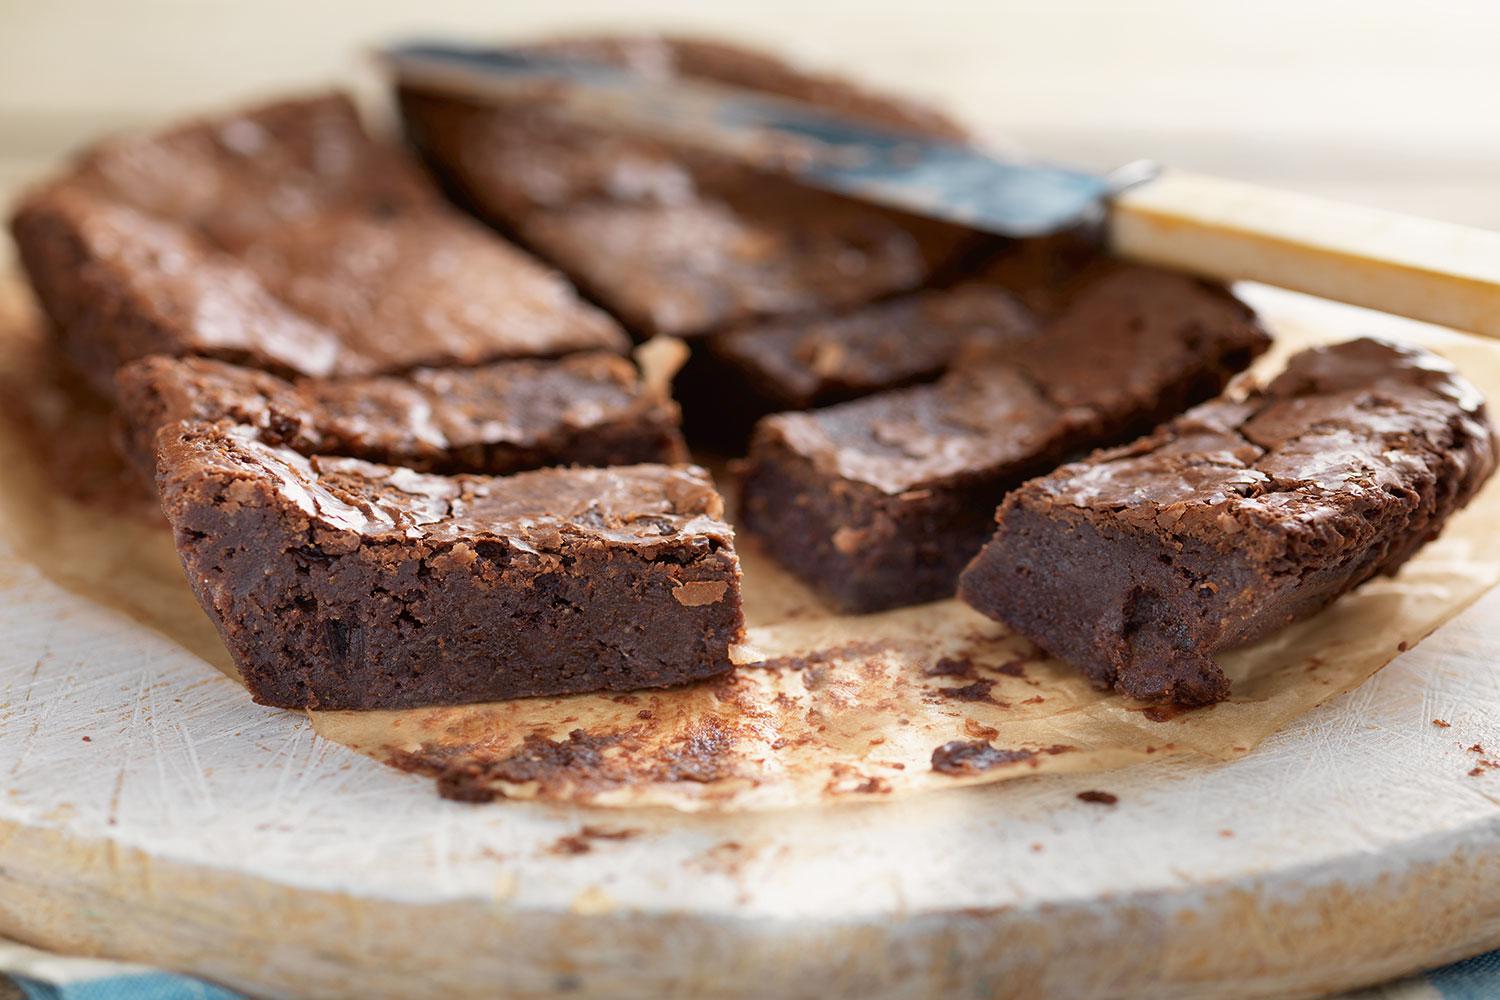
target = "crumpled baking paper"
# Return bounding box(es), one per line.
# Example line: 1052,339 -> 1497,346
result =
2,278 -> 1497,811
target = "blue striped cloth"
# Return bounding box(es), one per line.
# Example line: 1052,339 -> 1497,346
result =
1417,951 -> 1500,1000
4,940 -> 1499,998
7,975 -> 238,1000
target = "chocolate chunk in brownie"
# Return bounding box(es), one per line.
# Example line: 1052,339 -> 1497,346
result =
10,93 -> 626,392
675,286 -> 1037,448
157,421 -> 744,709
959,338 -> 1497,705
737,267 -> 1271,612
397,35 -> 989,338
114,352 -> 687,483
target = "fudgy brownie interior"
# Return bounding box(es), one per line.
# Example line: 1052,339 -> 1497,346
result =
157,421 -> 744,710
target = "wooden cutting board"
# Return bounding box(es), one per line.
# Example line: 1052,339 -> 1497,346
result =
3,281 -> 1500,1000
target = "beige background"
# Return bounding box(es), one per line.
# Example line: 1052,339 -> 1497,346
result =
1,0 -> 1497,238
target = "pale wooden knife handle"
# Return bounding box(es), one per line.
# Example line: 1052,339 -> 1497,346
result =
1110,168 -> 1500,337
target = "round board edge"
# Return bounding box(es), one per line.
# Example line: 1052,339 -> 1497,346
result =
2,813 -> 1499,1000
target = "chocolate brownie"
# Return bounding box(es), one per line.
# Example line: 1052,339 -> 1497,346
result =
114,352 -> 687,483
397,35 -> 987,338
974,231 -> 1123,321
959,338 -> 1497,705
157,421 -> 744,709
10,93 -> 626,393
675,286 -> 1037,447
737,267 -> 1270,612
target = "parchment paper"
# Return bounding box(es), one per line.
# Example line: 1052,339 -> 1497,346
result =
3,278 -> 1497,811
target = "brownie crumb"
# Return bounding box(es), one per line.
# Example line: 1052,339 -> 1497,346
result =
550,834 -> 593,856
993,659 -> 1029,678
962,719 -> 1000,741
1433,719 -> 1451,728
550,825 -> 642,855
938,679 -> 1002,704
849,776 -> 891,795
1076,790 -> 1118,805
930,740 -> 1033,775
924,656 -> 976,678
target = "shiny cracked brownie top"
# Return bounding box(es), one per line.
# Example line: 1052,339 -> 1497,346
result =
115,352 -> 685,477
158,422 -> 733,555
1017,338 -> 1497,567
16,93 -> 626,381
754,268 -> 1272,495
398,35 -> 984,337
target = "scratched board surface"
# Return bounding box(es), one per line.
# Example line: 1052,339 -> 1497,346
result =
5,281 -> 1500,998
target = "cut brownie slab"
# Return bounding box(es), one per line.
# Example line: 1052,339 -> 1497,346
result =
11,93 -> 626,392
398,35 -> 987,338
959,338 -> 1497,705
115,351 -> 687,483
973,230 -> 1123,322
737,267 -> 1270,612
675,286 -> 1037,448
157,422 -> 743,709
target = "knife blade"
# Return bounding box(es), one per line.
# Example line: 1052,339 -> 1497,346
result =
383,41 -> 1148,237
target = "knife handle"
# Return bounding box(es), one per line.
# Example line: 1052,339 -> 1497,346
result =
1110,169 -> 1500,338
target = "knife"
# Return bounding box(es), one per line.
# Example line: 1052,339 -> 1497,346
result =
385,41 -> 1500,338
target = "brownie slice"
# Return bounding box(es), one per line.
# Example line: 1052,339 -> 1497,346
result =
115,352 -> 687,483
10,93 -> 626,393
959,338 -> 1497,705
973,230 -> 1124,321
675,286 -> 1037,448
397,34 -> 987,338
157,422 -> 744,709
737,267 -> 1270,612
